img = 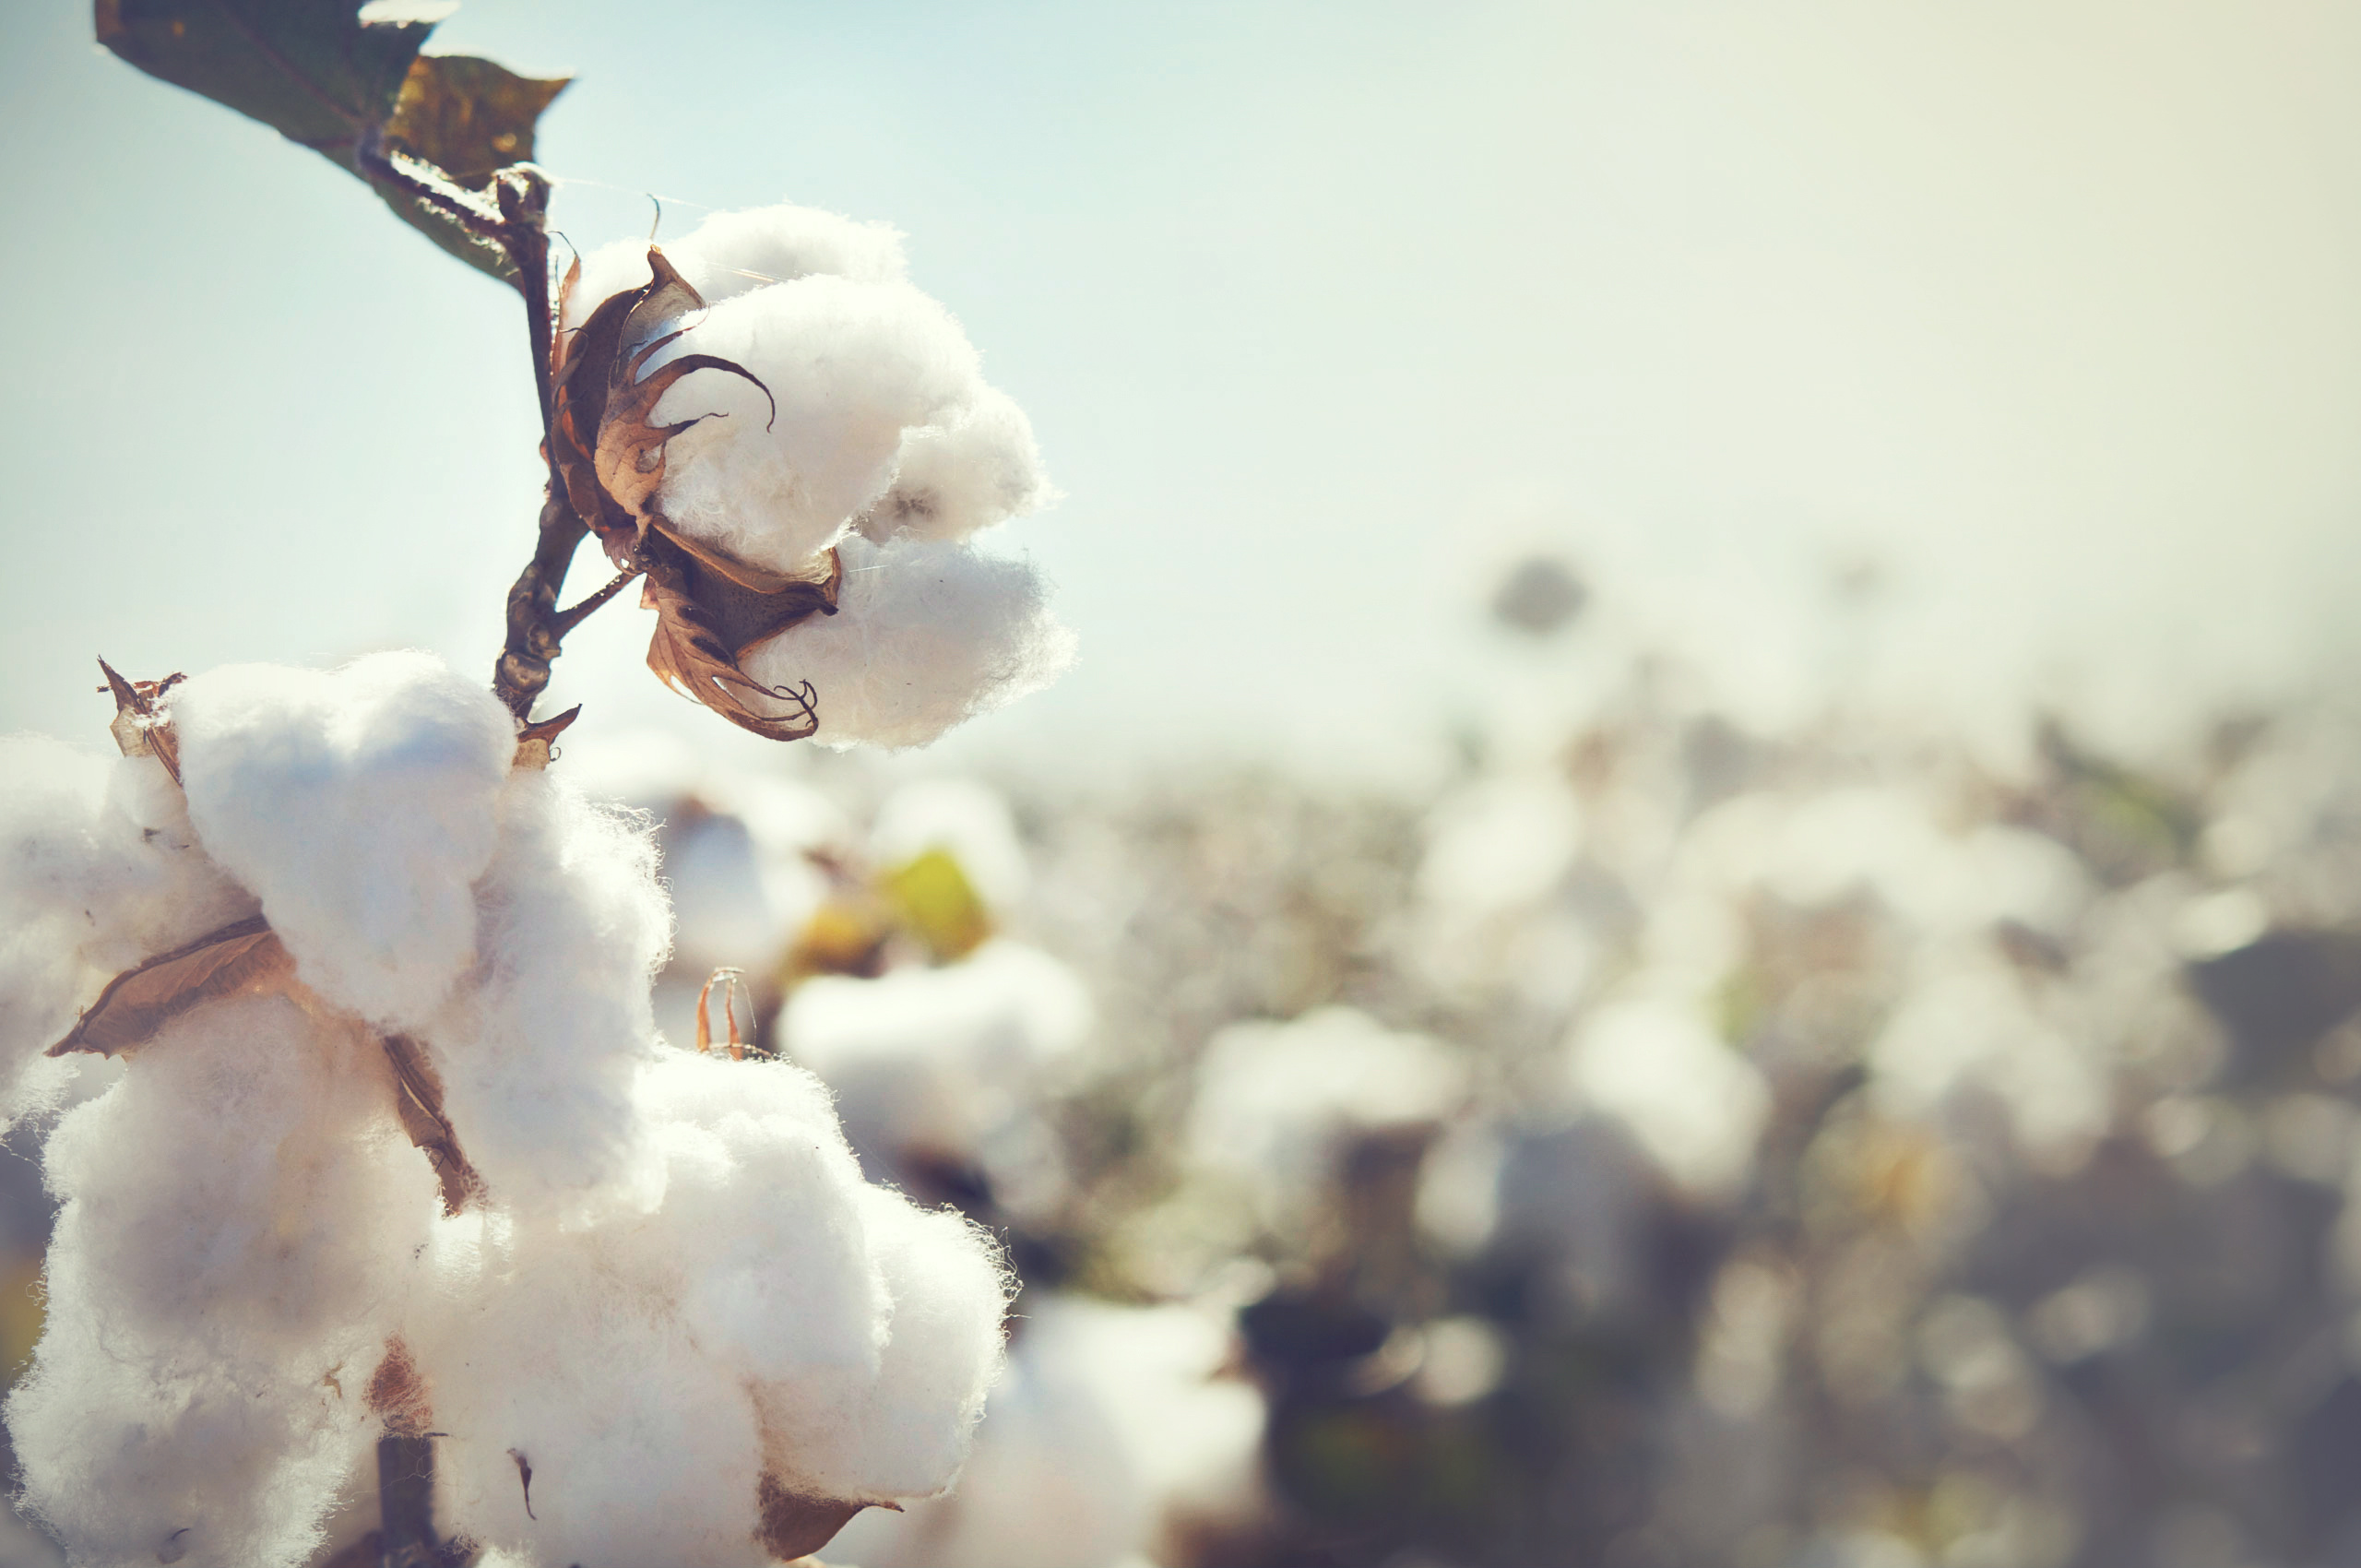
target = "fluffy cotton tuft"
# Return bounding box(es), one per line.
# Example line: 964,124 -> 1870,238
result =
564,202 -> 908,331
1562,994 -> 1769,1196
743,534 -> 1075,749
568,202 -> 1057,599
0,738 -> 253,1121
410,1049 -> 1010,1565
858,385 -> 1055,546
765,1185 -> 1012,1503
172,651 -> 515,1032
418,772 -> 670,1207
9,995 -> 438,1568
649,275 -> 983,576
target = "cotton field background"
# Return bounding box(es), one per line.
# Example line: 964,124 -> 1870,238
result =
10,1 -> 2361,1565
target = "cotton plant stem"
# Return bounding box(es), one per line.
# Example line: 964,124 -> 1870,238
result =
352,136 -> 624,721
493,491 -> 589,720
375,1436 -> 445,1568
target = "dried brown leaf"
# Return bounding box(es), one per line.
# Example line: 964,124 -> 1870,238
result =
382,1034 -> 484,1217
97,656 -> 184,786
509,1448 -> 536,1520
755,1474 -> 884,1562
593,251 -> 775,544
549,281 -> 642,559
648,518 -> 809,595
641,541 -> 839,742
512,704 -> 581,771
366,1337 -> 433,1439
47,914 -> 288,1058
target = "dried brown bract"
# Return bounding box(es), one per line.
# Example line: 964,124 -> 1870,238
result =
45,914 -> 290,1059
756,1474 -> 888,1562
550,249 -> 839,739
97,656 -> 184,784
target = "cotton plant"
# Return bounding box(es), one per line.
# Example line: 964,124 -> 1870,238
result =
5,6 -> 1077,1565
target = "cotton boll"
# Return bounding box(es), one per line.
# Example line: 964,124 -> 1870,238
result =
1418,771 -> 1584,918
667,201 -> 910,303
1563,994 -> 1770,1197
172,651 -> 514,1032
411,1213 -> 774,1568
12,1310 -> 376,1568
35,995 -> 433,1367
765,1186 -> 1011,1504
562,203 -> 908,331
10,994 -> 437,1568
414,1051 -> 1003,1562
859,386 -> 1055,545
650,277 -> 983,576
0,743 -> 146,1117
666,808 -> 787,977
420,773 -> 669,1209
411,1051 -> 891,1567
621,1050 -> 887,1391
666,777 -> 848,976
742,535 -> 1076,750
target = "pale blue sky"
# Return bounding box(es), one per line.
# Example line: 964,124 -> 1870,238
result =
8,0 -> 2361,783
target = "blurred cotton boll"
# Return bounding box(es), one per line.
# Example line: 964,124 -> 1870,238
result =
783,937 -> 1094,1218
872,778 -> 1034,911
1563,994 -> 1770,1198
1188,1007 -> 1468,1235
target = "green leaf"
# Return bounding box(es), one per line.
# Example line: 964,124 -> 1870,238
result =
95,0 -> 433,158
384,53 -> 567,186
93,0 -> 568,284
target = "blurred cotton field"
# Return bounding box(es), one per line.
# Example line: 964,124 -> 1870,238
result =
493,566 -> 2361,1568
0,560 -> 2340,1565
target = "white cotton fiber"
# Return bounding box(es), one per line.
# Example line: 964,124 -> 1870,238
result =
409,1211 -> 773,1568
620,1050 -> 886,1390
649,276 -> 982,576
0,738 -> 254,1121
667,775 -> 848,977
830,1294 -> 1265,1568
563,201 -> 908,332
411,1048 -> 1007,1564
859,385 -> 1055,545
418,772 -> 670,1208
172,651 -> 514,1032
742,534 -> 1076,749
764,1184 -> 1011,1504
9,994 -> 438,1568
